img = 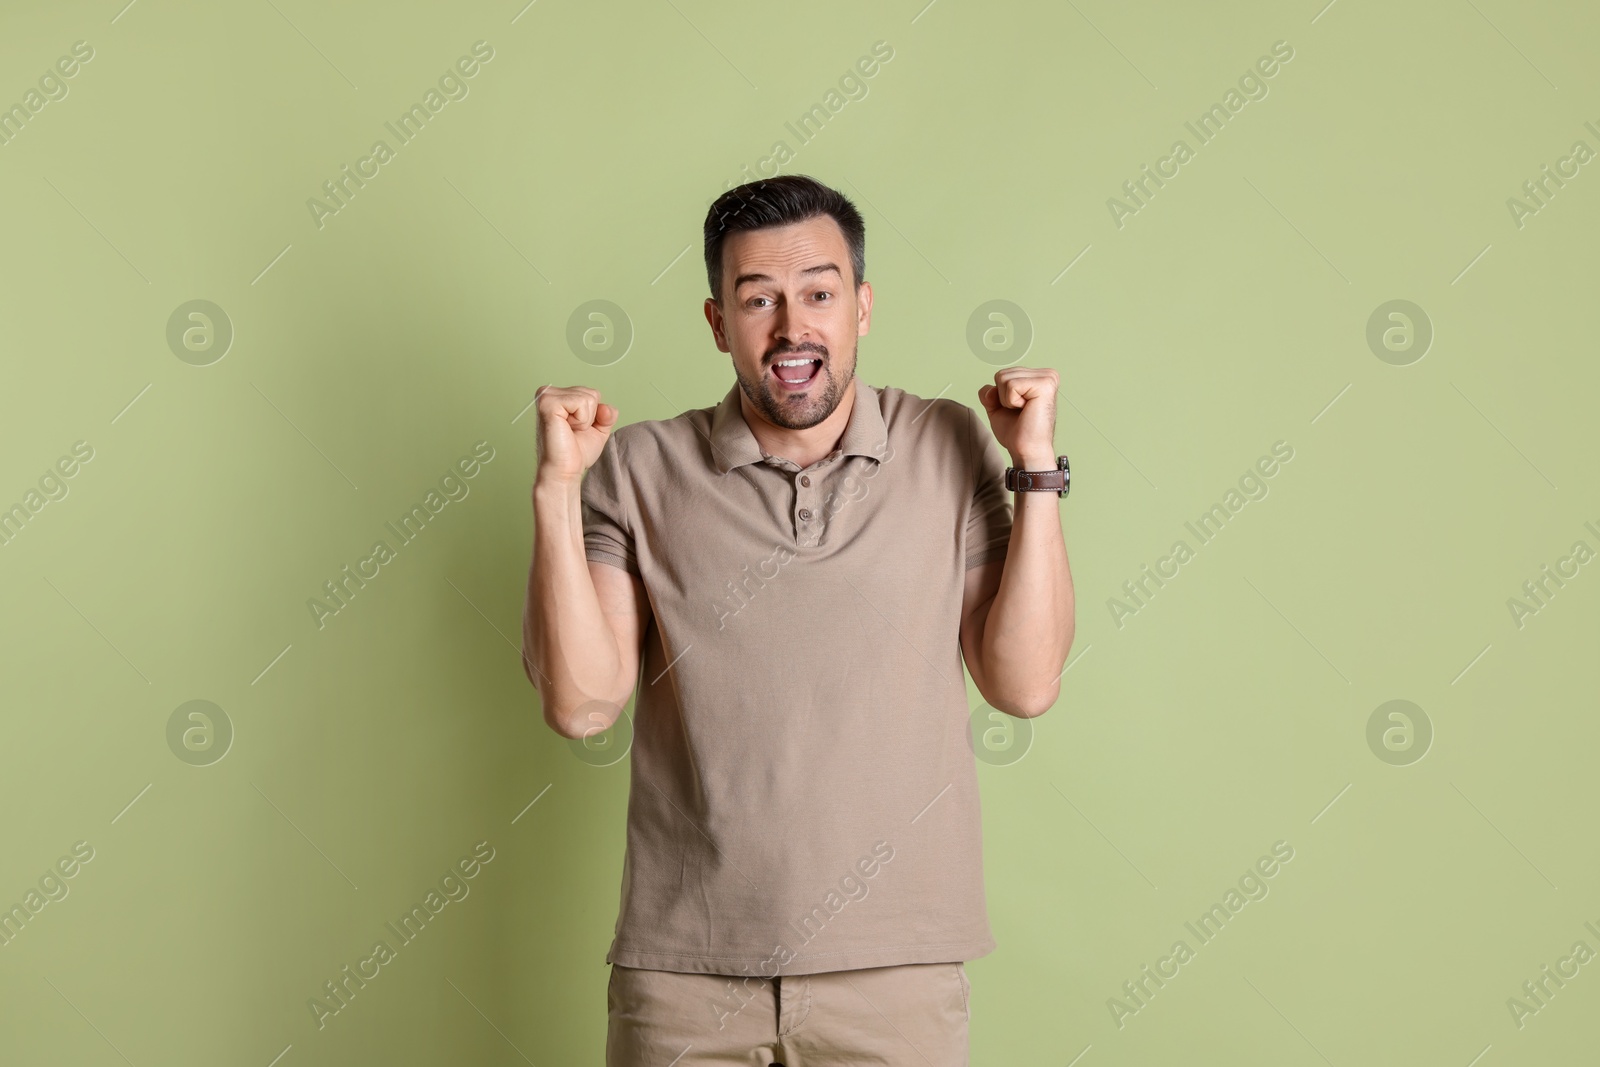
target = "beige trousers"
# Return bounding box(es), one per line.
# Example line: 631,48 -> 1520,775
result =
605,961 -> 971,1066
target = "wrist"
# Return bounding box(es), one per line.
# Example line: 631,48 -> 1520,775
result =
533,475 -> 583,507
1009,452 -> 1057,471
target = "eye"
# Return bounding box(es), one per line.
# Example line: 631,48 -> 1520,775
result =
813,291 -> 832,301
748,296 -> 772,308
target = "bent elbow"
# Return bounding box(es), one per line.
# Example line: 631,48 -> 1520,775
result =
541,701 -> 584,740
544,709 -> 583,740
544,698 -> 626,741
1008,697 -> 1056,719
984,683 -> 1060,720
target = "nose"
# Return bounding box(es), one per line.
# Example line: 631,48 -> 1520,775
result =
772,298 -> 817,352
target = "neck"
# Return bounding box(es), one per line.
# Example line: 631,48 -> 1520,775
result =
742,377 -> 857,469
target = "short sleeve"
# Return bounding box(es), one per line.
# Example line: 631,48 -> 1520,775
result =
965,406 -> 1013,569
581,433 -> 640,577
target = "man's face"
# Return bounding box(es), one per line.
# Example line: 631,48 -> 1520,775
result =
704,215 -> 872,431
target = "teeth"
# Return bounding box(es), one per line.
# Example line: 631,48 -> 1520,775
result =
775,358 -> 818,366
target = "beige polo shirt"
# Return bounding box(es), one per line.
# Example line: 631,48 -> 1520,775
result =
580,374 -> 1013,977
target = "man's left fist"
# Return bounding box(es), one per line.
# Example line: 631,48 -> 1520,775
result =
978,367 -> 1059,469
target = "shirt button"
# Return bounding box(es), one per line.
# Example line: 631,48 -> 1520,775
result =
800,475 -> 811,487
798,508 -> 812,521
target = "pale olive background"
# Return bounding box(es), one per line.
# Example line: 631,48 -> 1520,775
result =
2,0 -> 1597,1063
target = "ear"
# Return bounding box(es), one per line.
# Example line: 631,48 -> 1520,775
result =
704,297 -> 731,353
856,280 -> 873,336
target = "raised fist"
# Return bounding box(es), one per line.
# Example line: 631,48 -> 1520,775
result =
534,385 -> 618,486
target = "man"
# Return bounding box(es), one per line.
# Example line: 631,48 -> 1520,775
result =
523,174 -> 1073,1065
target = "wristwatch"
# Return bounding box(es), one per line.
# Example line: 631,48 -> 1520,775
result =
1004,455 -> 1070,497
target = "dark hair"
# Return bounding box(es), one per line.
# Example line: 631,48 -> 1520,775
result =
702,174 -> 866,302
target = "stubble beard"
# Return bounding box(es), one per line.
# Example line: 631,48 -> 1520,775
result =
735,340 -> 857,431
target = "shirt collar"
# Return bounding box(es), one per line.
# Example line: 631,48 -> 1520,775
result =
709,375 -> 887,474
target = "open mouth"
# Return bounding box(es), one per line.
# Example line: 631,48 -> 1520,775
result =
771,357 -> 822,389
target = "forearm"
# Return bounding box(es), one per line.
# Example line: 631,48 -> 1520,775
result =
524,480 -> 626,736
979,477 -> 1075,717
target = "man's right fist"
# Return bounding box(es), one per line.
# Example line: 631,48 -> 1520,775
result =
534,385 -> 618,486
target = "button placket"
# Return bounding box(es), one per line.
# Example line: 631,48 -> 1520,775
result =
795,468 -> 820,543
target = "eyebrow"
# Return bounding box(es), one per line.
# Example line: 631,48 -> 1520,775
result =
732,262 -> 843,293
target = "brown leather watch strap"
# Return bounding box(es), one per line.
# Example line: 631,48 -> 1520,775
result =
1004,456 -> 1070,496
